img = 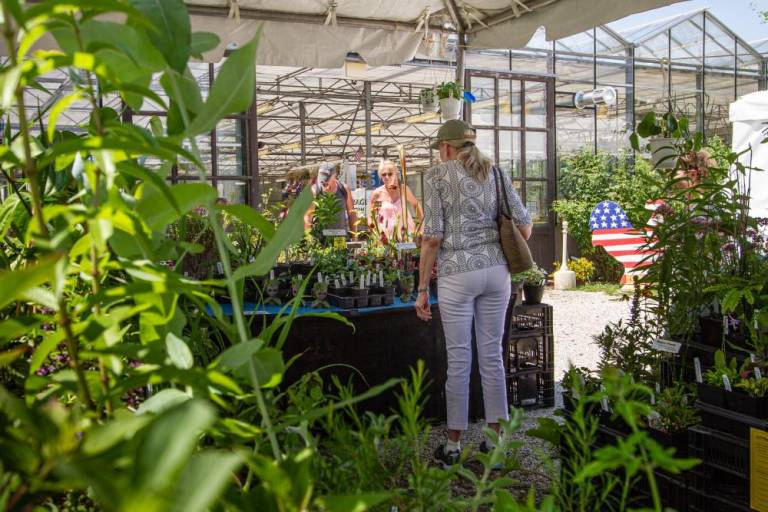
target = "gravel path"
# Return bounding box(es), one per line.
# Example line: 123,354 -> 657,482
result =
424,287 -> 630,501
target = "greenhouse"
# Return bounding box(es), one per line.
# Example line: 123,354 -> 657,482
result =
2,0 -> 768,511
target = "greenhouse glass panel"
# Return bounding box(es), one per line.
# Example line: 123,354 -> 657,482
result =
511,50 -> 550,75
476,129 -> 495,161
596,95 -> 628,153
216,118 -> 245,177
736,42 -> 761,98
670,15 -> 704,65
499,79 -> 522,127
499,130 -> 522,178
525,131 -> 547,178
471,77 -> 496,127
524,181 -> 548,224
525,82 -> 547,129
217,181 -> 248,205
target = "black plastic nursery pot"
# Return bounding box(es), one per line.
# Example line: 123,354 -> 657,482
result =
649,428 -> 689,455
289,262 -> 314,275
522,284 -> 545,305
698,315 -> 724,348
697,382 -> 768,418
696,382 -> 726,408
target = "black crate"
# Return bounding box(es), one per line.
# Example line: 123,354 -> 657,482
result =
687,467 -> 750,510
367,294 -> 383,307
507,333 -> 554,372
381,293 -> 394,306
507,368 -> 554,408
697,400 -> 768,440
508,303 -> 553,336
688,425 -> 749,477
662,340 -> 749,387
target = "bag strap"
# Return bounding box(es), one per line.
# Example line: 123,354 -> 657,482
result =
492,166 -> 512,219
491,166 -> 502,220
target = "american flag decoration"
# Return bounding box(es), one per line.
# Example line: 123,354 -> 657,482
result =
589,201 -> 655,284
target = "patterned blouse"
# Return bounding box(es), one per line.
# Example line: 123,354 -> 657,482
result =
423,160 -> 531,277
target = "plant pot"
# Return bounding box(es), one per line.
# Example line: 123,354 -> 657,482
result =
725,390 -> 768,419
522,284 -> 545,305
290,262 -> 314,276
439,97 -> 462,120
697,382 -> 726,408
650,428 -> 688,454
649,137 -> 677,169
420,88 -> 439,112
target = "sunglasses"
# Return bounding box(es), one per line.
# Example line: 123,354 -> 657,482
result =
380,173 -> 394,177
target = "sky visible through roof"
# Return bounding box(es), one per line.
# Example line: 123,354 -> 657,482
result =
609,0 -> 768,45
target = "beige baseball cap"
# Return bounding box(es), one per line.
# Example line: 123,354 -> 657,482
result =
430,119 -> 477,149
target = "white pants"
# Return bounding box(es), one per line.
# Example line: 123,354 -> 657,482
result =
438,265 -> 511,431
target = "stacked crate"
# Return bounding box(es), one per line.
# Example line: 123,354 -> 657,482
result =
504,303 -> 554,408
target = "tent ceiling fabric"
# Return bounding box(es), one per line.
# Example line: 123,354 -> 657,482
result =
187,0 -> 685,67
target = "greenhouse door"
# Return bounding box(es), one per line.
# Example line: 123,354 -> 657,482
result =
465,72 -> 556,271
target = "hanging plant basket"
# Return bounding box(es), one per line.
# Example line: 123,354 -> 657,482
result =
440,97 -> 462,120
419,87 -> 439,112
649,137 -> 677,169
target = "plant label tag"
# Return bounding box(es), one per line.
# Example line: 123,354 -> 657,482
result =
694,358 -> 703,383
752,353 -> 758,363
395,242 -> 417,251
322,229 -> 347,237
650,391 -> 655,405
600,385 -> 610,412
652,338 -> 682,354
334,279 -> 340,289
270,270 -> 275,280
655,382 -> 661,393
216,262 -> 224,275
723,374 -> 733,392
756,367 -> 763,381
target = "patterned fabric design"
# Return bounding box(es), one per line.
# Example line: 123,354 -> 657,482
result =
423,160 -> 531,277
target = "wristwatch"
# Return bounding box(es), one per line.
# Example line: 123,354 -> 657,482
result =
417,288 -> 429,295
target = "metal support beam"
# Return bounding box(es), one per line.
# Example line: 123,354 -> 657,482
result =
186,4 -> 447,33
248,90 -> 260,207
364,81 -> 372,187
299,102 -> 307,165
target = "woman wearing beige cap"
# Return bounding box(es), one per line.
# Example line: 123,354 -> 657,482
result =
415,119 -> 532,467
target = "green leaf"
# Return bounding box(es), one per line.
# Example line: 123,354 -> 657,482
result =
525,417 -> 561,446
250,348 -> 285,388
166,333 -> 193,369
170,451 -> 242,512
0,255 -> 59,311
133,399 -> 216,493
137,388 -> 191,415
46,92 -> 86,144
317,493 -> 390,512
82,411 -> 152,455
185,31 -> 260,136
128,0 -> 191,72
219,203 -> 275,240
212,338 -> 264,373
29,330 -> 65,374
118,161 -> 180,214
0,346 -> 26,367
160,68 -> 204,118
190,32 -> 220,58
80,20 -> 166,71
0,317 -> 41,346
137,182 -> 216,232
0,66 -> 22,110
232,187 -> 313,280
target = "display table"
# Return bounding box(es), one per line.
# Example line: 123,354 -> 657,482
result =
231,297 -> 449,420
215,296 -> 551,422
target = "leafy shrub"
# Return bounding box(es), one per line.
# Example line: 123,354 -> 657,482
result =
554,257 -> 595,283
553,149 -> 662,282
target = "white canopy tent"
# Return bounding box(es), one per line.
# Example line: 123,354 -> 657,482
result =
730,91 -> 768,219
186,0 -> 686,68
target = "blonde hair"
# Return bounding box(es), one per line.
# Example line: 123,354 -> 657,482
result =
378,159 -> 399,183
456,142 -> 493,181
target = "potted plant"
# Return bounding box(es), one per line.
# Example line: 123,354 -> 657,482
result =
419,86 -> 439,112
699,349 -> 740,408
647,384 -> 700,453
436,80 -> 465,120
512,265 -> 546,305
631,111 -> 682,169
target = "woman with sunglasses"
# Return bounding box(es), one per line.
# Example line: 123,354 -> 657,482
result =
367,159 -> 423,240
